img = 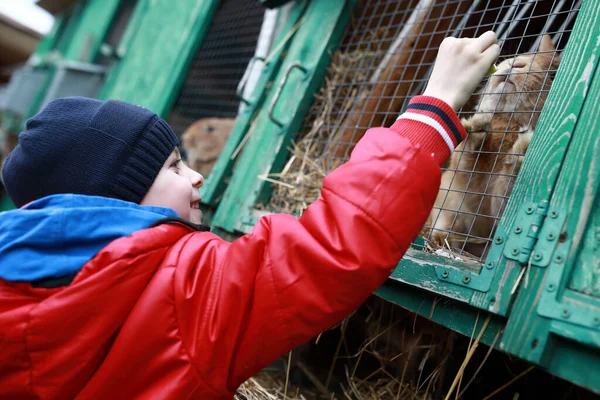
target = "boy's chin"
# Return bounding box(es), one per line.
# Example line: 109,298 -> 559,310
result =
189,208 -> 203,225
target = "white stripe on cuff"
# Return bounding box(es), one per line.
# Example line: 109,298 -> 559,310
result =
397,112 -> 454,153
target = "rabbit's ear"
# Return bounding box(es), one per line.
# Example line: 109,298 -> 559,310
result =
539,34 -> 555,52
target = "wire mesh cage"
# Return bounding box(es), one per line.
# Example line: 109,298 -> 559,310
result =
262,0 -> 580,263
166,0 -> 266,177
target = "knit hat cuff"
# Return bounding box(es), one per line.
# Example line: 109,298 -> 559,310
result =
110,117 -> 179,203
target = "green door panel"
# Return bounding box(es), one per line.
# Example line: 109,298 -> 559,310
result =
63,0 -> 122,63
493,3 -> 600,391
200,1 -> 308,210
99,0 -> 220,117
211,0 -> 356,234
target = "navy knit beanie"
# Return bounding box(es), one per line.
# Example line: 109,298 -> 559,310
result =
1,97 -> 179,208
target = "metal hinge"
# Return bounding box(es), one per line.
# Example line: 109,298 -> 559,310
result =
503,200 -> 567,267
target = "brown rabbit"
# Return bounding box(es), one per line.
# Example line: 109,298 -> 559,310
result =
426,35 -> 560,258
180,117 -> 236,177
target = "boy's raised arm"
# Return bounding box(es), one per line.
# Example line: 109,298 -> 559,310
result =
172,32 -> 499,396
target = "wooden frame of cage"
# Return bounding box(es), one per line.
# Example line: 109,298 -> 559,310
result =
199,1 -> 310,220
207,0 -> 600,393
99,0 -> 220,116
0,0 -> 124,135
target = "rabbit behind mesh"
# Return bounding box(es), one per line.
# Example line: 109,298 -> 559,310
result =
180,117 -> 236,177
426,34 -> 560,259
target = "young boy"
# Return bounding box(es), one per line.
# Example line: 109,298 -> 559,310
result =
0,32 -> 499,399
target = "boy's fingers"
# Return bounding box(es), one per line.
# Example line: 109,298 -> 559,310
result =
481,43 -> 501,66
472,31 -> 498,53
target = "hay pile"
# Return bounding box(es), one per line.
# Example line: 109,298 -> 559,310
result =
234,293 -> 572,400
236,297 -> 454,400
261,44 -> 385,216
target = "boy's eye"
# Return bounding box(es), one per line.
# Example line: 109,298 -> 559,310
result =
170,158 -> 182,170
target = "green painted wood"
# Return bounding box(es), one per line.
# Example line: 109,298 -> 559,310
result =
99,0 -> 220,118
375,280 -> 504,347
211,0 -> 355,233
114,0 -> 147,59
200,1 -> 308,208
550,82 -> 600,299
495,1 -> 600,393
63,0 -> 122,63
33,14 -> 68,58
384,225 -> 508,314
546,322 -> 600,395
54,1 -> 87,56
8,0 -> 118,132
0,192 -> 15,213
482,0 -> 600,318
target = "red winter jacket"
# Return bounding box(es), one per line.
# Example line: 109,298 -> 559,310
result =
0,96 -> 466,399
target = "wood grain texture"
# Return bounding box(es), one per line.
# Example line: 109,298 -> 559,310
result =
212,0 -> 355,232
497,3 -> 600,391
100,0 -> 219,117
486,1 -> 600,317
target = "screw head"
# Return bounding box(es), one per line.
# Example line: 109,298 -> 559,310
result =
495,236 -> 504,245
462,275 -> 471,284
547,283 -> 556,292
514,226 -> 522,234
442,270 -> 449,278
526,206 -> 534,214
550,211 -> 558,219
486,261 -> 495,269
533,253 -> 543,261
593,317 -> 600,326
562,309 -> 571,318
511,248 -> 520,255
554,254 -> 564,263
547,232 -> 556,241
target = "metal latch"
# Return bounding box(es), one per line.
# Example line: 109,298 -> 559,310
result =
503,201 -> 566,267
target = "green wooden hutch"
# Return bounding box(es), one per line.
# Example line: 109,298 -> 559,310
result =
201,0 -> 600,394
1,0 -> 598,394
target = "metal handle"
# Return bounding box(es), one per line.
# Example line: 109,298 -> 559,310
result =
268,63 -> 308,127
236,56 -> 266,105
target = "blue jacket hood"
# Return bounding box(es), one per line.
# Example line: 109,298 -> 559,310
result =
0,194 -> 179,282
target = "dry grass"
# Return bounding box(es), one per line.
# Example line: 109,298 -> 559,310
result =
236,298 -> 455,400
258,47 -> 384,216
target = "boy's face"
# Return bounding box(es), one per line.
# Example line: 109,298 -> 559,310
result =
140,148 -> 204,224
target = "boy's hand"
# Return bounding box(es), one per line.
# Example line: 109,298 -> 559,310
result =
423,31 -> 500,111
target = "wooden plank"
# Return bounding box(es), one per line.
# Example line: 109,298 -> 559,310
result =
549,74 -> 600,298
485,0 -> 600,317
200,3 -> 307,208
63,0 -> 122,63
99,0 -> 219,117
375,280 -> 504,347
498,0 -> 600,376
211,0 -> 356,233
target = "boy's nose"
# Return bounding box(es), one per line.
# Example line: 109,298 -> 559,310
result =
191,172 -> 204,189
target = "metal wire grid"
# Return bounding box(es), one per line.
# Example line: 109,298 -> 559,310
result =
265,0 -> 580,262
166,0 -> 265,136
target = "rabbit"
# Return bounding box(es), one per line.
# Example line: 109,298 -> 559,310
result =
426,34 -> 560,259
180,117 -> 236,177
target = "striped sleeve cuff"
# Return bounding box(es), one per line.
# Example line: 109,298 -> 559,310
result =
391,95 -> 467,166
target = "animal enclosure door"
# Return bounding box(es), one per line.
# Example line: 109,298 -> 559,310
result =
200,0 -> 308,212
207,0 -> 600,392
494,19 -> 600,390
213,0 -> 588,314
164,0 -> 267,183
211,0 -> 356,235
